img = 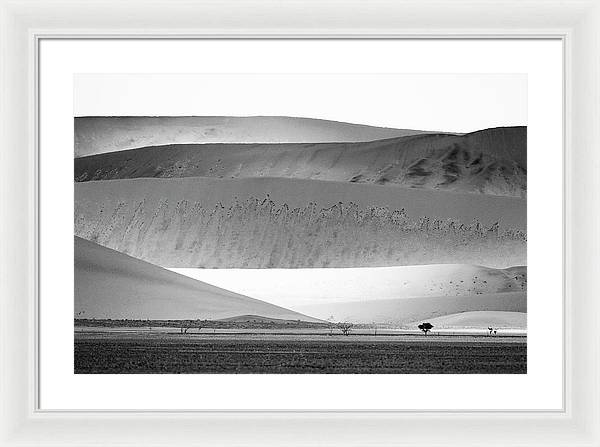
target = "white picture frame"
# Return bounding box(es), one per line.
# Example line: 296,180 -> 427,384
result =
1,0 -> 599,445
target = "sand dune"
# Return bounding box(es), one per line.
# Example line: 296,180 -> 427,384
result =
411,311 -> 527,329
75,116 -> 432,157
74,236 -> 321,321
171,265 -> 527,308
75,176 -> 526,229
75,177 -> 526,268
293,292 -> 526,325
216,315 -> 315,324
74,126 -> 526,197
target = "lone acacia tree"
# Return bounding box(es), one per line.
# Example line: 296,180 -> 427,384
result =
337,322 -> 353,336
418,322 -> 434,335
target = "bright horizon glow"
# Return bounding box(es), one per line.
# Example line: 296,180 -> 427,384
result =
169,264 -> 518,308
75,73 -> 527,134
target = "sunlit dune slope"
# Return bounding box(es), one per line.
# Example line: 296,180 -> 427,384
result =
410,311 -> 527,329
75,126 -> 526,197
75,177 -> 526,268
74,236 -> 321,322
294,292 -> 526,325
171,264 -> 527,308
75,116 -> 432,157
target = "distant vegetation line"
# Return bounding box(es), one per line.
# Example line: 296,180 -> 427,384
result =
74,318 -> 330,330
75,196 -> 527,269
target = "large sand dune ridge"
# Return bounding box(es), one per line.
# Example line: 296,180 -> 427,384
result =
75,126 -> 526,197
75,177 -> 526,269
294,292 -> 526,325
74,236 -> 321,321
173,264 -> 527,326
171,264 -> 527,308
411,311 -> 526,329
75,116 -> 433,157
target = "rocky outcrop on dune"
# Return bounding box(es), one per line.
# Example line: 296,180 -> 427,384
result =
75,116 -> 431,157
75,179 -> 526,269
75,236 -> 321,321
74,126 -> 526,197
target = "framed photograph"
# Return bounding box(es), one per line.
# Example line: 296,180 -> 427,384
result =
1,1 -> 599,446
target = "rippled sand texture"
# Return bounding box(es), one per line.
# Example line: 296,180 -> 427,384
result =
75,126 -> 526,197
75,178 -> 526,269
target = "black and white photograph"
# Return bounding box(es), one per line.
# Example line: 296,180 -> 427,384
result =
73,74 -> 527,374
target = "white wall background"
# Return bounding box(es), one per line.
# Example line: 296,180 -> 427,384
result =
40,39 -> 561,411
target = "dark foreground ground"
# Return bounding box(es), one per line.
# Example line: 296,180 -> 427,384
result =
75,331 -> 526,374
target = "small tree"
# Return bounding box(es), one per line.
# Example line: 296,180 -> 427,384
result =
418,322 -> 434,335
337,322 -> 353,336
180,319 -> 203,335
371,321 -> 378,336
327,315 -> 336,336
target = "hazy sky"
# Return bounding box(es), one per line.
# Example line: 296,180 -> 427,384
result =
75,73 -> 526,133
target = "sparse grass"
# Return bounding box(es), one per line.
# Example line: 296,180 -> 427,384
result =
74,332 -> 526,374
74,318 -> 332,330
